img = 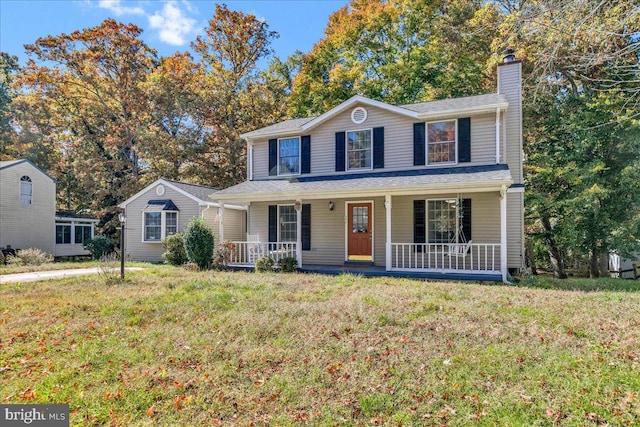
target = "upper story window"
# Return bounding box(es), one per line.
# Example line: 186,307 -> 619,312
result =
347,129 -> 372,170
20,176 -> 32,205
427,120 -> 456,164
278,137 -> 300,175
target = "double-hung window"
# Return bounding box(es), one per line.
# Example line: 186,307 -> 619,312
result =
20,176 -> 32,205
427,120 -> 456,164
278,205 -> 297,242
143,210 -> 178,242
56,224 -> 71,244
347,129 -> 372,170
427,200 -> 457,243
278,137 -> 300,175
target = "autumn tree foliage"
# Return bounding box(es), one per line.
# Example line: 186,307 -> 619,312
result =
191,4 -> 282,187
0,52 -> 20,159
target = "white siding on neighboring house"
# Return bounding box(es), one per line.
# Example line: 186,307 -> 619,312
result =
0,161 -> 56,255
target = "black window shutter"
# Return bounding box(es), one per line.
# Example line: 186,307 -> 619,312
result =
301,135 -> 311,174
458,118 -> 471,163
373,127 -> 384,169
414,200 -> 426,252
268,139 -> 278,176
460,199 -> 472,242
413,123 -> 425,166
302,204 -> 311,250
335,131 -> 346,172
268,205 -> 277,242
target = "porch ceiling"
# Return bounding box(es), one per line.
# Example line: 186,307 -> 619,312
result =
213,164 -> 513,204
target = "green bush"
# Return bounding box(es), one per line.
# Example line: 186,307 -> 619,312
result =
184,218 -> 215,270
255,256 -> 275,272
278,257 -> 298,273
83,236 -> 116,260
162,233 -> 187,266
7,247 -> 53,266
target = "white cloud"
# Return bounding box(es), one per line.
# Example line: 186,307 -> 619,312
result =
148,1 -> 196,46
98,0 -> 145,16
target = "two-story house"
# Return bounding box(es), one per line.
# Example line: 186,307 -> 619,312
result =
213,54 -> 524,282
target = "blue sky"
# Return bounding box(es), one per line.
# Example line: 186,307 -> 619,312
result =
0,0 -> 349,66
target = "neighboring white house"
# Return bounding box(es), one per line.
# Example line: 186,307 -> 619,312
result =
0,159 -> 97,257
211,53 -> 525,282
118,178 -> 246,263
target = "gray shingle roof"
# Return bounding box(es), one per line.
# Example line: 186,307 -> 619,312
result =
213,165 -> 513,202
400,93 -> 508,114
241,117 -> 317,139
164,179 -> 219,202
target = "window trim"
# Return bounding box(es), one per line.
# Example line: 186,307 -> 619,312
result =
277,204 -> 297,243
277,136 -> 301,176
425,119 -> 458,166
346,127 -> 373,171
426,198 -> 459,244
142,210 -> 179,243
56,224 -> 72,244
19,176 -> 33,205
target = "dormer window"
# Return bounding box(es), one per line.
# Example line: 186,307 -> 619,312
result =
347,129 -> 372,170
20,176 -> 32,205
278,137 -> 300,175
427,120 -> 457,164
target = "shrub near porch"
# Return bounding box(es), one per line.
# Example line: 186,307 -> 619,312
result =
1,267 -> 639,426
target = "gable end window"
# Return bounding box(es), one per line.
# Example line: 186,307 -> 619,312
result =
20,176 -> 32,205
278,137 -> 301,175
143,211 -> 178,242
347,129 -> 372,170
427,120 -> 457,164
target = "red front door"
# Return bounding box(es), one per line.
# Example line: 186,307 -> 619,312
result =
348,203 -> 372,260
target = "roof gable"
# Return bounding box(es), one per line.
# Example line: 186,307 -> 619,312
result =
0,159 -> 57,183
118,178 -> 219,208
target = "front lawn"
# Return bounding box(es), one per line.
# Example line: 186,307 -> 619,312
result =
1,266 -> 638,426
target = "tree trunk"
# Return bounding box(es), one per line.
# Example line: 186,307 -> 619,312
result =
525,237 -> 538,275
540,214 -> 568,279
589,243 -> 600,278
598,252 -> 609,278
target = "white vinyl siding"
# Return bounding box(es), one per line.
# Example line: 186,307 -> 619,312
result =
251,106 -> 500,180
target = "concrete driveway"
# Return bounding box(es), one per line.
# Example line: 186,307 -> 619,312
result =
0,267 -> 145,284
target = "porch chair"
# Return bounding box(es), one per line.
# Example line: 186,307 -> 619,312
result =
448,240 -> 472,257
247,233 -> 262,264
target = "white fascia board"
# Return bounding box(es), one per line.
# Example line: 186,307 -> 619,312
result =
215,180 -> 513,204
119,178 -> 212,208
241,129 -> 302,143
300,95 -> 419,131
200,201 -> 248,211
415,102 -> 509,121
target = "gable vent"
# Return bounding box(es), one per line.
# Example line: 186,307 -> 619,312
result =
351,107 -> 367,124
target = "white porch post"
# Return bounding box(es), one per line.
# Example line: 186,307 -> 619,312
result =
218,203 -> 225,242
500,186 -> 508,283
295,200 -> 303,267
385,195 -> 392,271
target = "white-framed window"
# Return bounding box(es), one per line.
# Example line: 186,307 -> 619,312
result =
278,137 -> 300,176
347,128 -> 372,170
427,120 -> 457,164
74,225 -> 93,244
20,176 -> 32,205
278,205 -> 297,242
143,211 -> 178,242
56,224 -> 71,244
427,199 -> 457,243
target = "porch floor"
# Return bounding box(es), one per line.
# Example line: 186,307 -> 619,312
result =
229,263 -> 503,282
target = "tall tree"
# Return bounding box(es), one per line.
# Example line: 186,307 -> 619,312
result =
0,52 -> 19,159
17,19 -> 157,225
191,4 -> 281,187
289,0 -> 502,116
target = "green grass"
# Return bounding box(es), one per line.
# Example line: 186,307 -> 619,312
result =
1,266 -> 639,426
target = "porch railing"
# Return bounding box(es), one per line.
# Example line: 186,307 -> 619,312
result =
229,241 -> 297,266
390,243 -> 501,273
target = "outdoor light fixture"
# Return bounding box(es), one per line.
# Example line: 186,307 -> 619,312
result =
294,201 -> 302,212
118,212 -> 126,280
328,201 -> 335,211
